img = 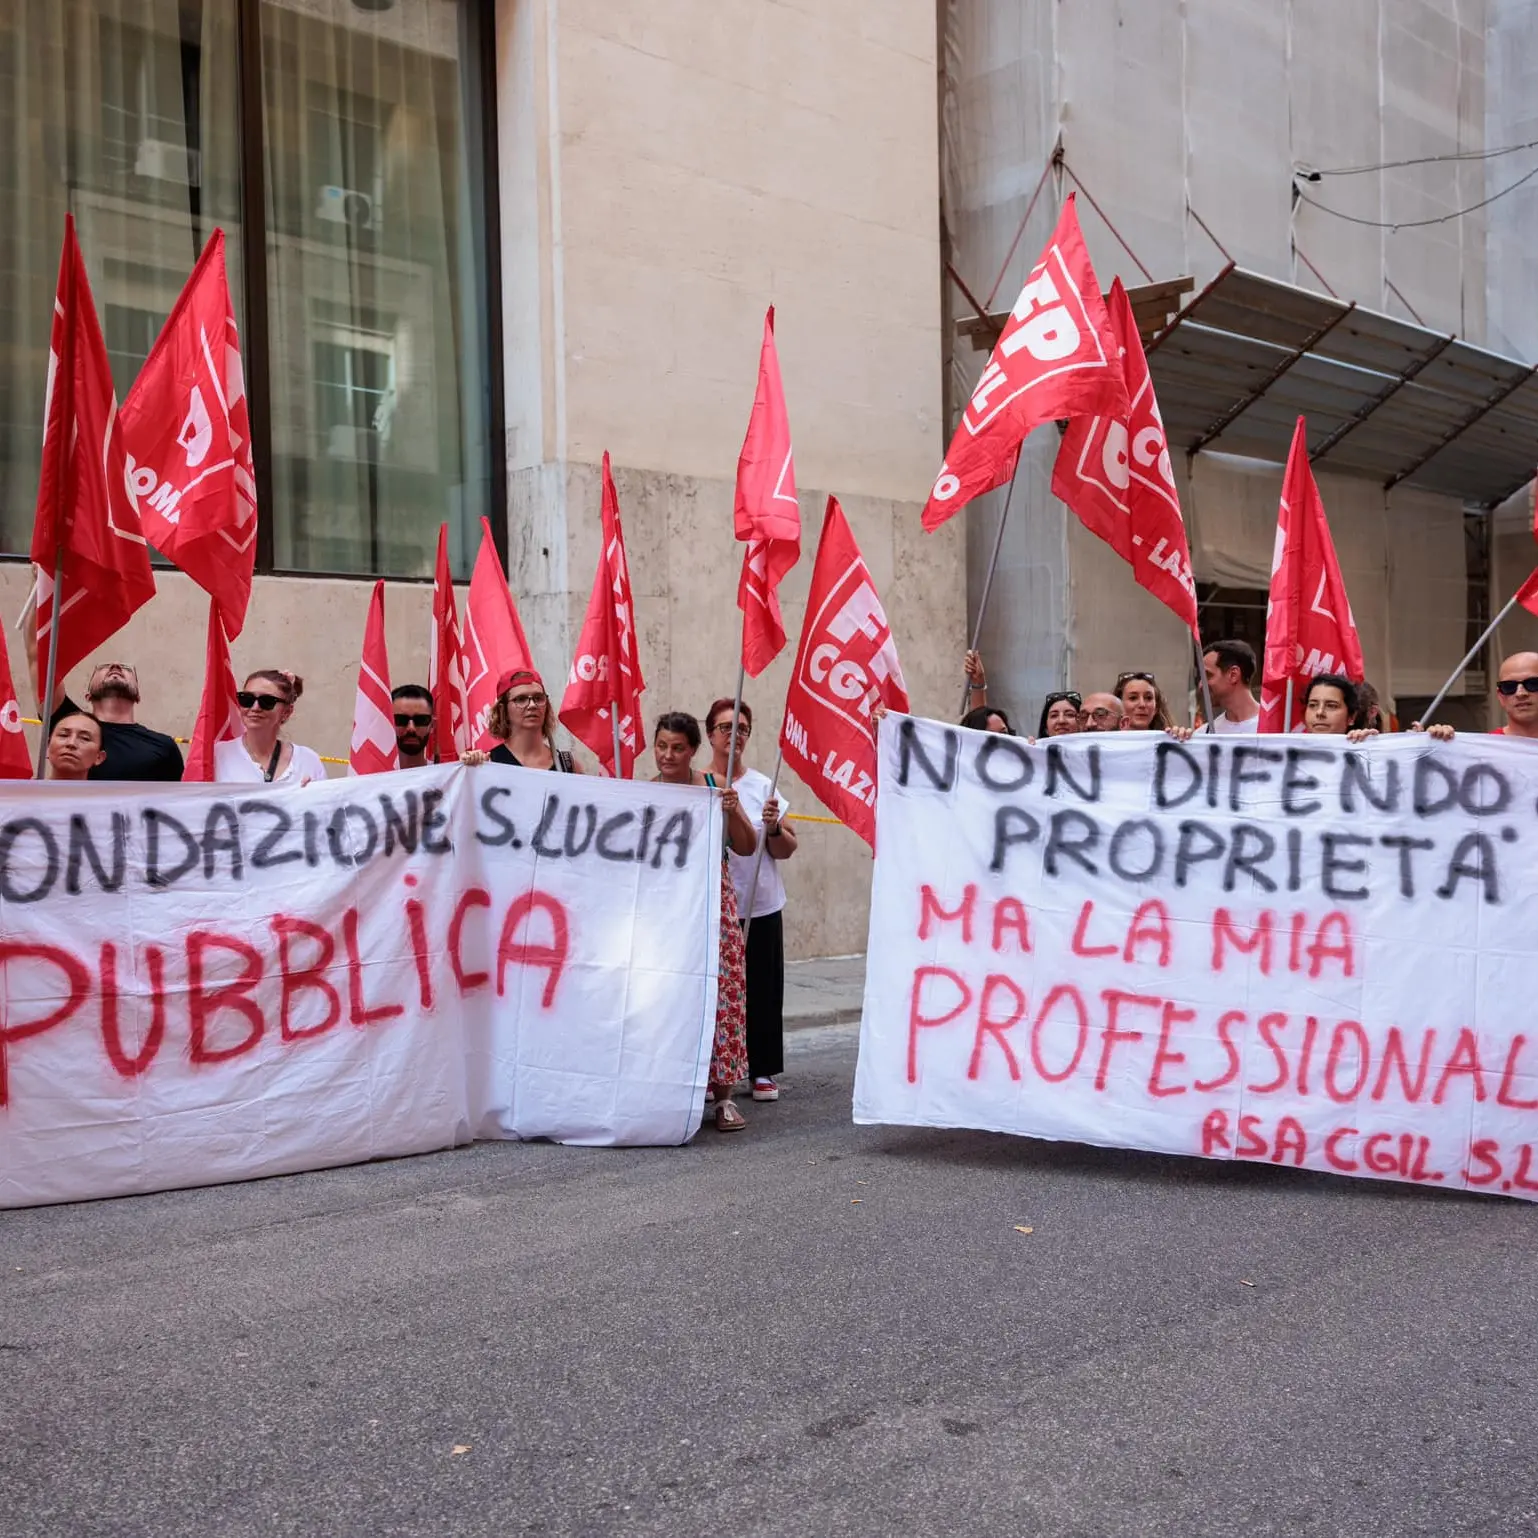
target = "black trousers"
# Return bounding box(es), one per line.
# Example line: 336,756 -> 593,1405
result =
742,908 -> 785,1079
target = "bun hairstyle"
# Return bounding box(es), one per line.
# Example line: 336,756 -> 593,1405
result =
247,669 -> 303,703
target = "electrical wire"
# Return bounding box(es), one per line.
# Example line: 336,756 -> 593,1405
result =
1294,160 -> 1538,230
1310,137 -> 1538,176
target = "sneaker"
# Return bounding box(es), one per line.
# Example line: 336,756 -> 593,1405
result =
751,1077 -> 779,1102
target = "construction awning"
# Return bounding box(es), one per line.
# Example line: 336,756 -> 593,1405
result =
1146,265 -> 1538,508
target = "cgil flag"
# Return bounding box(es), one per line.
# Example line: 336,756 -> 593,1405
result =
1051,277 -> 1199,634
30,214 -> 156,699
779,497 -> 909,849
117,230 -> 257,637
1259,417 -> 1365,733
923,194 -> 1128,532
559,453 -> 647,777
183,600 -> 243,782
430,524 -> 466,762
461,517 -> 533,751
735,306 -> 801,676
349,580 -> 398,775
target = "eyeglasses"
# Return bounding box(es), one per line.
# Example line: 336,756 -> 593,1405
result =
394,713 -> 433,729
1115,671 -> 1157,687
236,691 -> 287,711
710,721 -> 750,736
1082,706 -> 1119,722
507,692 -> 547,708
1496,677 -> 1538,696
1044,691 -> 1082,709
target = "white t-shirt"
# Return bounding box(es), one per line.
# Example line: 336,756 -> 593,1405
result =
1205,711 -> 1260,735
214,737 -> 329,785
726,768 -> 791,920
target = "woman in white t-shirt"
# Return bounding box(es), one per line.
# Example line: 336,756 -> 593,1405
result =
706,696 -> 798,1103
213,670 -> 327,786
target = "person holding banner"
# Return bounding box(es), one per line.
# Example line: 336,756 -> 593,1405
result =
45,710 -> 107,781
653,710 -> 756,1131
214,671 -> 326,784
463,669 -> 582,773
960,705 -> 1016,735
391,685 -> 435,768
706,698 -> 797,1103
1114,671 -> 1175,731
1037,690 -> 1082,739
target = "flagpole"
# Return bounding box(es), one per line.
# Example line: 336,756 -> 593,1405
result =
740,746 -> 784,944
34,554 -> 63,780
1420,589 -> 1522,727
961,463 -> 1021,717
1283,677 -> 1294,738
1193,632 -> 1216,730
611,711 -> 624,780
725,602 -> 749,788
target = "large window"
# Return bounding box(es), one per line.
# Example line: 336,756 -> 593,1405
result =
0,0 -> 500,580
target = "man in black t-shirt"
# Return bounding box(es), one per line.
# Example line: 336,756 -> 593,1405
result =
46,662 -> 184,782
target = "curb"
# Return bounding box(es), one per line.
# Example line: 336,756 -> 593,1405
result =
785,1005 -> 864,1033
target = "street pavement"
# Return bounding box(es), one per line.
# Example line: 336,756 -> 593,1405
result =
4,1010 -> 1538,1538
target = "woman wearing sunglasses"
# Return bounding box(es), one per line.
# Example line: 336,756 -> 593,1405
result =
461,669 -> 583,773
1114,671 -> 1175,731
214,671 -> 326,785
1037,690 -> 1082,738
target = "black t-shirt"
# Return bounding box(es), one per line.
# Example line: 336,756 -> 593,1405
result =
50,697 -> 185,783
490,743 -> 573,772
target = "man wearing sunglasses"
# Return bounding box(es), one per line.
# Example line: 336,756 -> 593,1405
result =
1493,652 -> 1538,739
390,684 -> 435,767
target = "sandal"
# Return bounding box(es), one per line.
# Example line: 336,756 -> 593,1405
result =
714,1100 -> 746,1132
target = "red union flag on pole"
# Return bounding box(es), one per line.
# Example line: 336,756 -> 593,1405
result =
780,497 -> 909,848
349,580 -> 398,775
0,623 -> 32,781
735,306 -> 800,676
118,229 -> 257,638
30,214 -> 156,698
560,453 -> 647,777
429,524 -> 465,761
1050,277 -> 1198,634
461,517 -> 533,751
183,600 -> 243,783
923,195 -> 1128,532
1259,417 -> 1364,732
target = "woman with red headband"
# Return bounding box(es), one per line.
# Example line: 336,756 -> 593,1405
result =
462,668 -> 584,772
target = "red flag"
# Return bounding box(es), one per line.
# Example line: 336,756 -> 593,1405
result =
461,517 -> 533,751
183,601 -> 243,783
559,453 -> 647,777
1516,567 -> 1538,617
1258,418 -> 1365,732
30,214 -> 156,697
349,581 -> 398,775
1051,278 -> 1199,634
735,307 -> 800,676
0,624 -> 33,781
923,195 -> 1128,532
779,497 -> 910,849
429,525 -> 465,762
117,230 -> 257,637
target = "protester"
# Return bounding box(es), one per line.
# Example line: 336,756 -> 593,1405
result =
45,710 -> 106,781
27,616 -> 183,779
707,698 -> 797,1103
1355,680 -> 1388,733
960,705 -> 1015,734
1037,690 -> 1082,738
963,649 -> 988,712
214,671 -> 326,784
462,669 -> 581,772
1115,671 -> 1175,731
391,684 -> 435,767
1491,651 -> 1538,738
654,710 -> 757,1131
1079,692 -> 1124,732
1200,640 -> 1260,733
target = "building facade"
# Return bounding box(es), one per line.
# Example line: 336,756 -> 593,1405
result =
5,1 -> 1538,958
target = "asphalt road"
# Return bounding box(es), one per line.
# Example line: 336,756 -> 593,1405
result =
3,1022 -> 1536,1538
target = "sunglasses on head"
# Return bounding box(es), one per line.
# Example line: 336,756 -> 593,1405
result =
1045,691 -> 1082,709
1116,671 -> 1156,687
394,712 -> 433,729
1496,677 -> 1538,696
236,690 -> 287,711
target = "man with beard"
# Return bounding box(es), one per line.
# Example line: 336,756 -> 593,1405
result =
390,683 -> 436,767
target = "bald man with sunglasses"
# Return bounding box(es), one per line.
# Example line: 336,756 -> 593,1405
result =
1492,652 -> 1538,739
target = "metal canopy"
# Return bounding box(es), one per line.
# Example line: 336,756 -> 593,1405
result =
1147,265 -> 1538,507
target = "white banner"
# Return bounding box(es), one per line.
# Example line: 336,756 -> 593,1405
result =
856,716 -> 1538,1200
0,764 -> 721,1208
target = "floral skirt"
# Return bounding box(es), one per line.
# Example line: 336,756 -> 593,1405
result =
711,865 -> 749,1088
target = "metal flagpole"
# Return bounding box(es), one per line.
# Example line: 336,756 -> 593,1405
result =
611,712 -> 624,779
740,746 -> 784,944
1193,632 -> 1216,731
960,464 -> 1022,718
1283,677 -> 1295,737
1420,589 -> 1523,727
724,658 -> 747,788
34,555 -> 63,781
